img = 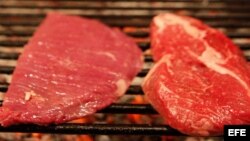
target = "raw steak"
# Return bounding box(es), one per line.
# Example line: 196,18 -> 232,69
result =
142,13 -> 250,136
0,13 -> 143,126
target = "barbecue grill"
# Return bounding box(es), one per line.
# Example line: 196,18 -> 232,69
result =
0,0 -> 249,139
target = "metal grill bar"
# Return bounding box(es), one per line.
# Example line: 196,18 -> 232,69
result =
0,66 -> 14,74
0,123 -> 184,136
1,15 -> 250,21
1,41 -> 250,51
0,84 -> 144,95
0,101 -> 157,114
2,28 -> 250,38
1,1 -> 249,10
1,17 -> 250,28
1,41 -> 250,50
0,66 -> 150,77
35,0 -> 248,1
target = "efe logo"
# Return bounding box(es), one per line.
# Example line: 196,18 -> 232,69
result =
224,125 -> 250,140
228,129 -> 246,136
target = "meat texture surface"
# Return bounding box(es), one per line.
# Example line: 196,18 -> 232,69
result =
0,13 -> 143,126
142,13 -> 250,136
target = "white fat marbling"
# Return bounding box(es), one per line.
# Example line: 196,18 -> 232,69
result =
142,55 -> 172,86
197,44 -> 248,90
154,13 -> 249,92
115,79 -> 127,96
154,13 -> 205,38
159,82 -> 173,94
97,52 -> 117,61
24,90 -> 36,101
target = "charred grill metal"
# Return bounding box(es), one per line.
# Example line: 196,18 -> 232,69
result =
0,124 -> 182,136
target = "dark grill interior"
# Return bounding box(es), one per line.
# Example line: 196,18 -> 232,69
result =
0,0 -> 250,137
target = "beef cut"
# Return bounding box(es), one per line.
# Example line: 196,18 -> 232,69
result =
142,13 -> 250,136
0,13 -> 143,126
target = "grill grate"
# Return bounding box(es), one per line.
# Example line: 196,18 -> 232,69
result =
0,124 -> 181,136
0,0 -> 250,136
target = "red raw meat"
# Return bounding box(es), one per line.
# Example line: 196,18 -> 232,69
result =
0,13 -> 143,126
142,13 -> 250,136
